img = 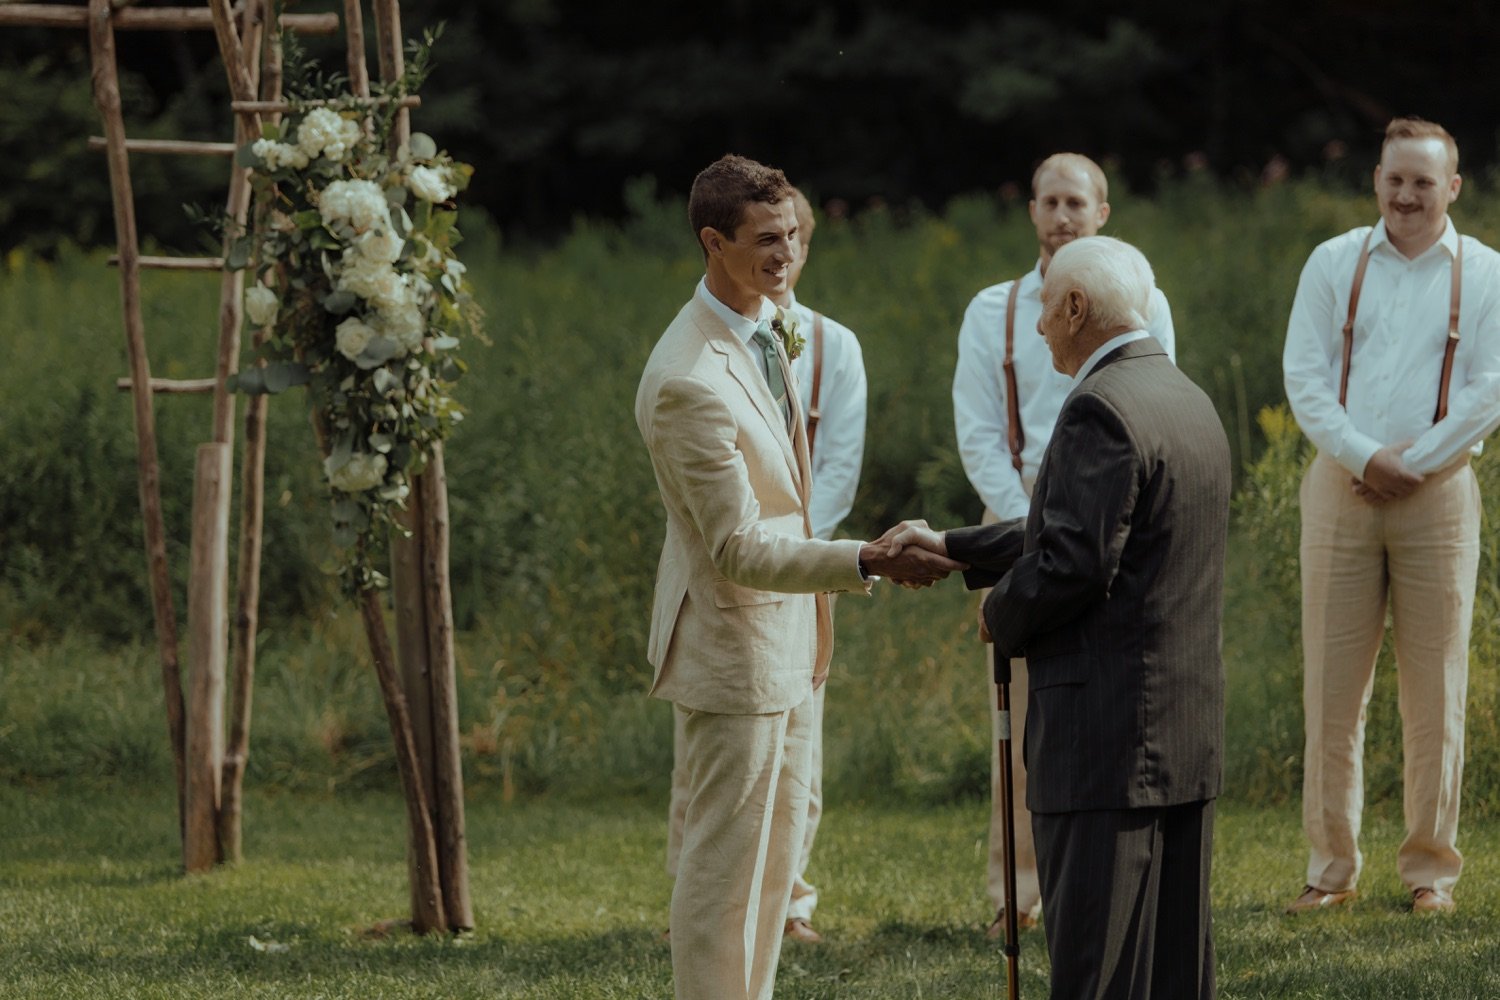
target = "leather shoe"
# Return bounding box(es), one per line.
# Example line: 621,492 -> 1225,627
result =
985,904 -> 1039,939
1412,887 -> 1456,914
783,917 -> 822,943
1285,885 -> 1357,914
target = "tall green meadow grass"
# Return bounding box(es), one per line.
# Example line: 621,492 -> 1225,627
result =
5,176 -> 1500,818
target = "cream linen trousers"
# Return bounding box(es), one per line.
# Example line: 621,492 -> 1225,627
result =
668,694 -> 814,1000
1299,452 -> 1478,894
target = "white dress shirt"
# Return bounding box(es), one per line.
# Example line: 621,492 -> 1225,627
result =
785,294 -> 868,540
953,262 -> 1177,520
696,278 -> 776,362
1283,218 -> 1500,477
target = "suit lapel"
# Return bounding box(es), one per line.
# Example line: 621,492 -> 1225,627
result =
689,299 -> 803,490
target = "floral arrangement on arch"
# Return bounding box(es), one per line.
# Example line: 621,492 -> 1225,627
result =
231,98 -> 481,594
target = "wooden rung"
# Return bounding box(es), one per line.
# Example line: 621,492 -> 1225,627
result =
231,95 -> 423,113
88,137 -> 236,156
0,5 -> 339,34
109,255 -> 225,271
116,377 -> 219,395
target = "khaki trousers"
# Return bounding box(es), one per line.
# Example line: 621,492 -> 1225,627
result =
1299,453 -> 1478,894
982,507 -> 1041,919
669,694 -> 815,1000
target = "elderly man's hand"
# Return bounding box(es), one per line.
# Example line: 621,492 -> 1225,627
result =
860,526 -> 965,588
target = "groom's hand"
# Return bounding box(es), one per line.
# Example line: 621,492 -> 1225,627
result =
860,520 -> 965,588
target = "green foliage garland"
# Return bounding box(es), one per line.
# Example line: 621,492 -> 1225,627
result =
229,91 -> 480,594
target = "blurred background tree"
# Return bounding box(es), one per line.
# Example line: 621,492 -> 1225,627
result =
4,0 -> 1498,253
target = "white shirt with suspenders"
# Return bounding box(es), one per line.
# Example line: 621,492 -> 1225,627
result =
954,261 -> 1177,521
786,294 -> 867,541
1284,217 -> 1500,475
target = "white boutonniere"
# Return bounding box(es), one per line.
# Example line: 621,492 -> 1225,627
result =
771,307 -> 805,361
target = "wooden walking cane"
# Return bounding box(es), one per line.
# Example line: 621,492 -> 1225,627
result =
995,653 -> 1021,1000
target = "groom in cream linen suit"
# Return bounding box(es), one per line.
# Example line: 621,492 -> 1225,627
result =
636,154 -> 960,1000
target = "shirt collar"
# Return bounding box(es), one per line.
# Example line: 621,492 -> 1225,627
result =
1070,329 -> 1152,391
697,277 -> 776,347
1370,215 -> 1459,261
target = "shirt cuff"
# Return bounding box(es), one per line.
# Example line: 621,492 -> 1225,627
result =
1335,430 -> 1384,480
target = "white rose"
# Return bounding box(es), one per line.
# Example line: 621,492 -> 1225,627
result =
323,451 -> 388,493
334,316 -> 378,360
319,179 -> 390,232
244,285 -> 279,326
408,165 -> 454,203
356,226 -> 404,264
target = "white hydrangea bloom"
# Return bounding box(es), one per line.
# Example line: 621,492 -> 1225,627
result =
324,451 -> 388,493
296,108 -> 362,162
408,165 -> 455,203
318,179 -> 390,233
244,285 -> 279,326
252,138 -> 310,171
334,316 -> 378,360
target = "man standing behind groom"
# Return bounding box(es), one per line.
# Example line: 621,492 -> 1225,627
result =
636,154 -> 960,1000
892,236 -> 1229,999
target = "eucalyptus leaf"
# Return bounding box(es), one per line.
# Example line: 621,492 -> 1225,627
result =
409,133 -> 438,160
368,432 -> 395,453
432,335 -> 459,351
321,289 -> 357,314
332,523 -> 359,549
262,360 -> 310,394
371,367 -> 402,397
294,209 -> 322,230
331,498 -> 361,522
230,368 -> 268,394
226,234 -> 254,271
234,142 -> 263,169
356,337 -> 401,370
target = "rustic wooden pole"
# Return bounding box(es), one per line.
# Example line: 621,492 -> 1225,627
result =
184,443 -> 232,872
0,5 -> 338,33
373,0 -> 474,932
419,446 -> 474,929
87,0 -> 187,846
341,0 -> 370,103
358,589 -> 448,933
391,494 -> 439,924
220,0 -> 275,866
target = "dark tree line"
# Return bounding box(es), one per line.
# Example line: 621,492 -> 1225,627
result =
3,0 -> 1497,252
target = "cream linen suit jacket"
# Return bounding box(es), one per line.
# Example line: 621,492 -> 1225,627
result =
636,295 -> 868,715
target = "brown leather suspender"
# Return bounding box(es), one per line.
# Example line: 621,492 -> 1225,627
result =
1340,227 -> 1463,422
1002,279 -> 1024,472
806,312 -> 825,460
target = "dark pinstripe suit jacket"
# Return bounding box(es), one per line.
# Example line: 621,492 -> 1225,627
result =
946,337 -> 1231,814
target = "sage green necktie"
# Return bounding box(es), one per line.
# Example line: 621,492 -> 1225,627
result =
751,322 -> 792,428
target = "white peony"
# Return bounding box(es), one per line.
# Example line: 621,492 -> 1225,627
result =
377,301 -> 426,352
318,179 -> 390,233
334,316 -> 378,360
296,107 -> 362,162
252,138 -> 310,171
323,451 -> 388,493
356,226 -> 404,264
244,284 -> 279,326
408,165 -> 455,203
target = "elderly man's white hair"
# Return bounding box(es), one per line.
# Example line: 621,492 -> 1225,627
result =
1043,235 -> 1155,331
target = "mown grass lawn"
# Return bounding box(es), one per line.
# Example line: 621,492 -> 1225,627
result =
1,786 -> 1497,998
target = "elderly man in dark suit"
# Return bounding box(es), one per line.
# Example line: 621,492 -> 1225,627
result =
887,235 -> 1231,999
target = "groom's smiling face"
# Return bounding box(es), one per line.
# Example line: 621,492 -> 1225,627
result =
716,197 -> 800,304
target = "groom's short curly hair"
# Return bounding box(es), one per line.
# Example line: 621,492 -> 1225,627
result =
688,155 -> 793,254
